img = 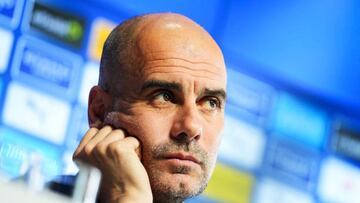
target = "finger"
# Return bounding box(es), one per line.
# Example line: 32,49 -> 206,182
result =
130,137 -> 142,159
107,136 -> 141,160
93,129 -> 126,158
73,127 -> 99,158
122,136 -> 140,151
81,126 -> 113,160
86,125 -> 113,148
98,129 -> 126,147
106,137 -> 144,183
124,136 -> 142,159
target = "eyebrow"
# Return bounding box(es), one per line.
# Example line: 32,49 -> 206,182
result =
141,80 -> 182,92
201,88 -> 227,101
140,79 -> 226,101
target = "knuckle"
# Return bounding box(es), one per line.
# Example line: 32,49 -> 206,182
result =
102,125 -> 113,131
113,129 -> 125,137
83,145 -> 93,156
125,136 -> 140,148
88,127 -> 99,134
126,136 -> 138,142
94,143 -> 106,154
108,142 -> 127,156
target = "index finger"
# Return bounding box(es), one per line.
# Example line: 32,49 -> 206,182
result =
73,127 -> 99,158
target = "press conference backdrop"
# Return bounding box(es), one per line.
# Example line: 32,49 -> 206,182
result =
1,0 -> 360,202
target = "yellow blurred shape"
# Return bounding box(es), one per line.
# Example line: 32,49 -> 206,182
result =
88,18 -> 116,61
204,162 -> 254,203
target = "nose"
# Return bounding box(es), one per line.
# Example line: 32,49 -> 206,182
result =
170,104 -> 203,143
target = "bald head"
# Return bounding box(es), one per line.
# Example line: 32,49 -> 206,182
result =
91,13 -> 227,203
99,13 -> 225,95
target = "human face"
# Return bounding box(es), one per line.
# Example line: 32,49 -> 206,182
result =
104,21 -> 226,202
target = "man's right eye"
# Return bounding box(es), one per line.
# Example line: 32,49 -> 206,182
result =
152,91 -> 174,104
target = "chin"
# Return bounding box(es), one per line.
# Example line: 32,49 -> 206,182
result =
167,173 -> 201,191
147,167 -> 208,203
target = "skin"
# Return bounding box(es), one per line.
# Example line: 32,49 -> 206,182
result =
73,13 -> 227,203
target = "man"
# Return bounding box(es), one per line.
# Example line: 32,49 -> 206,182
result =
73,12 -> 227,203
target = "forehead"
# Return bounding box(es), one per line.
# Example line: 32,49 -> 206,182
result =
127,18 -> 227,90
140,51 -> 226,89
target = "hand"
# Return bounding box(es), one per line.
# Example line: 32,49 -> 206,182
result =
73,126 -> 152,203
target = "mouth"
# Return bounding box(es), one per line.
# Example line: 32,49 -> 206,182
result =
163,152 -> 201,165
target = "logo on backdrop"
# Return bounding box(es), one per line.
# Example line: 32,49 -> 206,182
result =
28,1 -> 85,48
12,37 -> 82,100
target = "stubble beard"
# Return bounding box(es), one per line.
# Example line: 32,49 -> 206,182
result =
144,141 -> 217,203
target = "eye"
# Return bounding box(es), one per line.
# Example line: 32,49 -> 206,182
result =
152,91 -> 174,103
202,97 -> 221,111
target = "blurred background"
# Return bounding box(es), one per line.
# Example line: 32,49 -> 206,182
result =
0,0 -> 360,202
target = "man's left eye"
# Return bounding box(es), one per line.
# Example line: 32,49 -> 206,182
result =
203,97 -> 220,110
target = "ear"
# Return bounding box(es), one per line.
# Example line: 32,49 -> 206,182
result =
88,86 -> 112,128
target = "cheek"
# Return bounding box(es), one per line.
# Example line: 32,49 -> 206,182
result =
202,120 -> 223,152
137,114 -> 169,140
116,111 -> 173,154
203,127 -> 223,173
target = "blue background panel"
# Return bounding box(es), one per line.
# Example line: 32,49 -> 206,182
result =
221,0 -> 360,115
0,0 -> 359,202
85,0 -> 224,36
264,138 -> 320,191
0,0 -> 24,28
271,93 -> 328,149
0,127 -> 62,179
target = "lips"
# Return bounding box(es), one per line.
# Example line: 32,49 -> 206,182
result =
164,152 -> 200,165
